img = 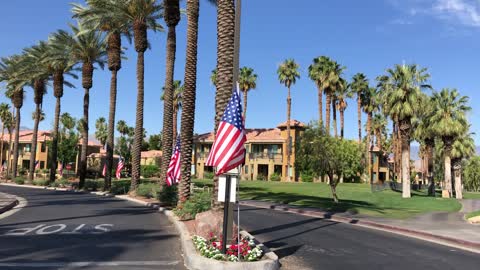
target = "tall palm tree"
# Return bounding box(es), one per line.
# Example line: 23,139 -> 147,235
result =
95,117 -> 108,146
0,103 -> 11,169
335,78 -> 348,139
65,22 -> 107,188
378,64 -> 431,198
116,120 -> 129,137
324,60 -> 344,135
178,0 -> 200,204
371,113 -> 387,149
10,89 -> 24,179
350,73 -> 368,143
45,31 -> 77,183
308,56 -> 334,127
161,80 -> 183,145
159,0 -> 180,188
238,66 -> 257,123
451,131 -> 475,199
3,112 -> 14,178
72,0 -> 132,191
431,88 -> 470,198
21,42 -> 50,181
361,86 -> 378,180
277,59 -> 300,181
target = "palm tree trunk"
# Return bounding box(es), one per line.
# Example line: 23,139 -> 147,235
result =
0,123 -> 5,172
131,51 -> 145,192
79,88 -> 90,189
213,0 -> 235,209
366,112 -> 372,182
29,103 -> 41,181
12,107 -> 20,179
453,161 -> 462,199
340,109 -> 345,139
49,97 -> 61,183
400,120 -> 411,198
105,69 -> 118,191
286,86 -> 291,181
172,107 -> 177,143
178,0 -> 199,205
325,93 -> 331,135
357,95 -> 361,143
318,86 -> 323,127
243,89 -> 248,124
160,21 -> 178,188
443,142 -> 453,198
7,129 -> 12,178
332,98 -> 337,138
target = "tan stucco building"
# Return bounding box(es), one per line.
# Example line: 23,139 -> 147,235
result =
193,120 -> 305,182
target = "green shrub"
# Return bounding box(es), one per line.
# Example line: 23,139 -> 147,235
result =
56,178 -> 70,187
141,165 -> 160,178
111,180 -> 131,194
257,174 -> 266,181
14,177 -> 25,185
204,171 -> 214,180
50,181 -> 60,187
18,167 -> 27,176
300,171 -> 314,182
174,191 -> 211,220
84,179 -> 104,191
136,183 -> 160,198
158,185 -> 178,206
33,179 -> 48,186
270,173 -> 281,181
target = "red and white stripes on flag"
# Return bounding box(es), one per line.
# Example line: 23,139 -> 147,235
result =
35,160 -> 40,170
166,137 -> 181,186
205,86 -> 246,175
116,157 -> 124,180
102,164 -> 106,177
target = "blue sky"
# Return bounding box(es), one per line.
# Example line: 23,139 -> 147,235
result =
0,0 -> 479,144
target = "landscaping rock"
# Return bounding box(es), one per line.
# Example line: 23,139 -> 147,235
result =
194,209 -> 224,239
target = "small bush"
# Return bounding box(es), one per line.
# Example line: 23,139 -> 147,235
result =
84,179 -> 104,191
33,179 -> 48,186
50,181 -> 60,187
270,173 -> 281,181
111,180 -> 131,194
18,167 -> 27,176
56,178 -> 70,187
158,185 -> 178,206
204,171 -> 214,180
141,165 -> 160,178
136,183 -> 160,198
256,174 -> 266,181
174,191 -> 211,220
14,177 -> 25,185
300,171 -> 314,182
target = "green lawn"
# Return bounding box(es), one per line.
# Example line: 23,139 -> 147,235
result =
193,179 -> 461,219
466,210 -> 480,219
464,192 -> 480,199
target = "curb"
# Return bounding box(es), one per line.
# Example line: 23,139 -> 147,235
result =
0,183 -> 69,191
240,201 -> 480,254
0,193 -> 18,215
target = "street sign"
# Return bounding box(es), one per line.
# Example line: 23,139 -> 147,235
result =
218,174 -> 237,203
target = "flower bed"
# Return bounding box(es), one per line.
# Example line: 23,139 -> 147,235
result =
192,232 -> 263,262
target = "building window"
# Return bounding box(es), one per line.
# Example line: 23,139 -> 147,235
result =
41,143 -> 46,152
24,144 -> 31,153
40,161 -> 45,169
245,166 -> 248,174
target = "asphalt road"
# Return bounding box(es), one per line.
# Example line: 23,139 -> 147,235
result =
237,205 -> 480,270
0,186 -> 185,270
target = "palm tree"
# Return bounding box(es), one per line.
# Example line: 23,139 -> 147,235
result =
72,0 -> 132,191
65,22 -> 107,189
159,0 -> 181,188
361,86 -> 378,181
45,30 -> 77,183
21,42 -> 50,181
308,56 -> 333,127
116,120 -> 129,136
238,66 -> 257,123
10,89 -> 24,179
451,131 -> 475,199
210,68 -> 217,87
0,103 -> 11,169
350,73 -> 368,143
326,60 -> 345,136
277,59 -> 300,181
3,112 -> 14,178
178,0 -> 200,205
431,88 -> 470,198
95,117 -> 108,145
378,64 -> 431,198
32,110 -> 45,122
371,113 -> 387,149
335,78 -> 348,139
161,80 -> 183,145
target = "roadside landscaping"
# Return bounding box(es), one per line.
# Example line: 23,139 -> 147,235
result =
466,210 -> 480,220
193,179 -> 465,219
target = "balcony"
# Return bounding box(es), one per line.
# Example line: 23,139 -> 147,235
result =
197,152 -> 210,160
248,152 -> 283,162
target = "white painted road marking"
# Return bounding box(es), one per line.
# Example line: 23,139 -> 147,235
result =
0,261 -> 180,267
3,224 -> 114,236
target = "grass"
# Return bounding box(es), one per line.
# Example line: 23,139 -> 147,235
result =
465,210 -> 480,219
193,179 -> 462,219
464,192 -> 480,199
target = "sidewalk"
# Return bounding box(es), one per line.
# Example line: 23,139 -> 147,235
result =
0,192 -> 18,214
240,199 -> 480,253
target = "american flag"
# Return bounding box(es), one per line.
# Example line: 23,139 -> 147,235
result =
34,160 -> 40,170
102,163 -> 106,177
166,137 -> 181,186
116,157 -> 124,180
205,86 -> 246,175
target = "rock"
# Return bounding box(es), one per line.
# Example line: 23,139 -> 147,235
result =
467,216 -> 480,224
194,210 -> 224,239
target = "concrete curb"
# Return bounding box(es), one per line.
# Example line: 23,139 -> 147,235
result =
0,183 -> 69,191
0,193 -> 18,215
240,201 -> 480,254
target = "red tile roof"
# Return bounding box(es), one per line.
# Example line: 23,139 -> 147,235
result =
141,150 -> 163,158
196,128 -> 284,143
277,120 -> 306,129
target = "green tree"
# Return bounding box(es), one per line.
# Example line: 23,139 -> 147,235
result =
463,156 -> 480,192
431,88 -> 470,198
3,112 -> 14,177
371,113 -> 387,150
308,56 -> 334,127
0,103 -> 11,170
95,117 -> 108,145
148,134 -> 162,150
361,86 -> 379,180
350,73 -> 369,143
377,64 -> 431,198
451,132 -> 475,199
238,66 -> 257,123
277,59 -> 300,181
57,113 -> 79,168
210,68 -> 217,87
334,77 -> 348,138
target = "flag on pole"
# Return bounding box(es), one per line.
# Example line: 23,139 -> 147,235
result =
116,157 -> 124,180
205,86 -> 246,175
34,160 -> 40,170
166,137 -> 181,186
102,163 -> 107,177
0,161 -> 5,172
